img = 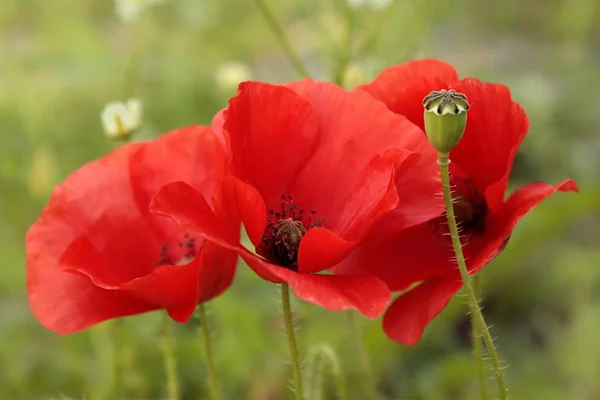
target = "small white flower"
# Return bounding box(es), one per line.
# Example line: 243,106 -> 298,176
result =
347,0 -> 368,8
115,0 -> 165,23
347,0 -> 394,9
101,99 -> 142,139
369,0 -> 394,10
215,61 -> 253,92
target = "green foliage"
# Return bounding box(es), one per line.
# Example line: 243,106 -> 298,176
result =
0,0 -> 598,399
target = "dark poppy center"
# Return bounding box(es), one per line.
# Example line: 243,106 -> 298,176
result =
155,233 -> 199,266
431,176 -> 488,237
256,194 -> 324,271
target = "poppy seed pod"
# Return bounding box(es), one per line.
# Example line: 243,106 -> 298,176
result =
422,89 -> 470,154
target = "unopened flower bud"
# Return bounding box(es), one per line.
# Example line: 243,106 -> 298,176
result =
422,89 -> 470,154
101,98 -> 142,140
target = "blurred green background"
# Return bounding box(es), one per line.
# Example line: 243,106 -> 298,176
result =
1,0 -> 599,399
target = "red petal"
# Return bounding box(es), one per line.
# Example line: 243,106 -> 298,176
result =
223,81 -> 319,211
466,179 -> 579,276
383,277 -> 462,345
215,177 -> 267,248
194,241 -> 239,303
327,149 -> 406,239
298,227 -> 356,274
283,80 -> 430,227
357,59 -> 459,130
504,179 -> 579,220
240,252 -> 390,318
120,241 -> 238,322
449,80 -> 529,210
211,110 -> 228,147
150,181 -> 234,248
26,218 -> 156,334
333,222 -> 451,291
130,126 -> 228,215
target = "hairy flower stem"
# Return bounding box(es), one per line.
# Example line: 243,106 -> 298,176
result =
438,153 -> 508,400
472,274 -> 489,400
346,312 -> 379,400
161,313 -> 180,400
305,345 -> 348,400
198,303 -> 222,400
281,283 -> 304,400
252,0 -> 311,78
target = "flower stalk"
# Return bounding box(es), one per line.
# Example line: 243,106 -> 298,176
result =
472,274 -> 489,400
252,0 -> 310,78
198,303 -> 221,400
281,283 -> 304,400
346,312 -> 378,400
160,313 -> 180,400
437,153 -> 508,400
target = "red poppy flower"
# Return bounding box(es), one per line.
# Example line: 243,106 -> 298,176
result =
334,59 -> 579,344
151,80 -> 442,318
26,126 -> 237,334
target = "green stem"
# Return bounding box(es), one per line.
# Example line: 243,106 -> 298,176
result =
355,0 -> 403,58
472,274 -> 489,400
198,303 -> 221,400
90,321 -> 117,399
161,313 -> 180,400
252,0 -> 311,78
319,346 -> 348,400
122,22 -> 144,97
438,153 -> 508,400
346,312 -> 378,400
281,283 -> 304,400
331,0 -> 357,86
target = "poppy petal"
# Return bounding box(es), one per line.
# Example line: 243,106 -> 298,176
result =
383,277 -> 462,345
120,241 -> 238,322
150,181 -> 234,248
448,80 -> 529,210
211,110 -> 228,147
240,252 -> 391,318
329,149 -> 407,239
333,222 -> 451,291
504,179 -> 579,220
282,80 -> 431,229
130,126 -> 229,220
356,59 -> 459,129
215,176 -> 267,248
467,179 -> 579,276
297,227 -> 356,274
223,81 -> 319,211
26,220 -> 156,334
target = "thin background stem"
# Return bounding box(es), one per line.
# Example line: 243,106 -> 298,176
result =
346,312 -> 379,400
331,0 -> 357,85
252,0 -> 311,78
320,345 -> 348,400
438,154 -> 508,400
161,313 -> 180,400
281,283 -> 304,400
198,303 -> 222,400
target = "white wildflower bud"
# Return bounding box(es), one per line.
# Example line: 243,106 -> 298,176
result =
370,0 -> 394,10
347,0 -> 394,9
115,0 -> 165,23
215,62 -> 253,92
101,99 -> 142,140
347,0 -> 368,8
